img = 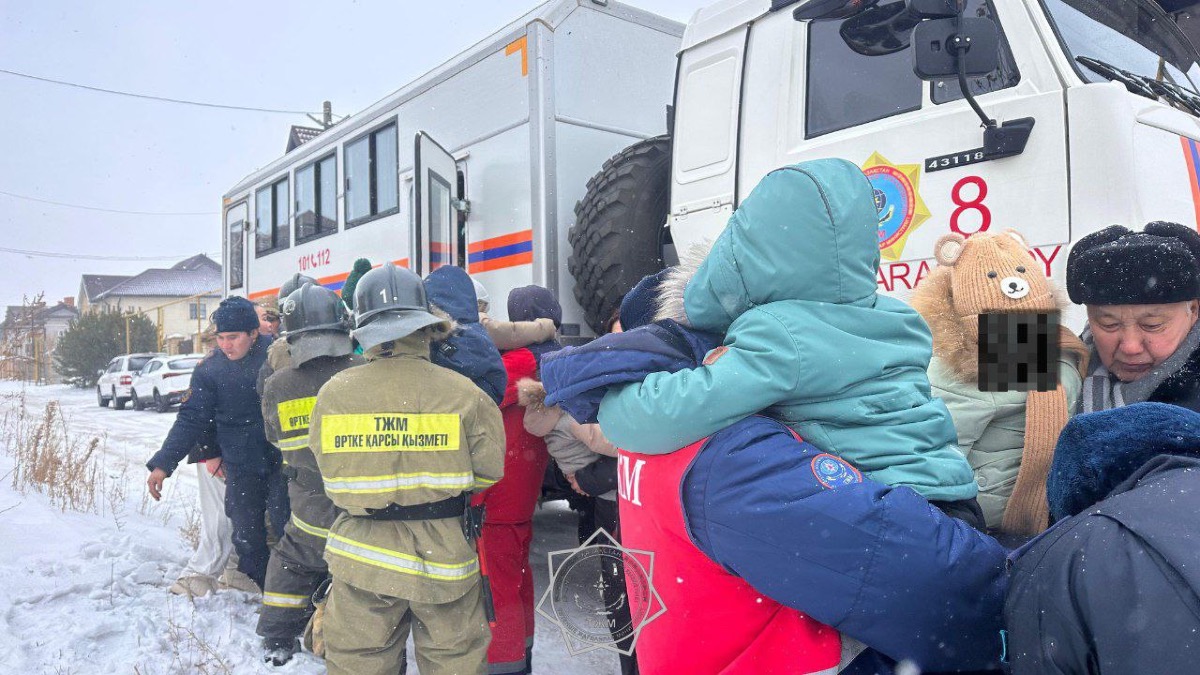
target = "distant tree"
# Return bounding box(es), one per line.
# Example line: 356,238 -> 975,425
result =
54,310 -> 157,387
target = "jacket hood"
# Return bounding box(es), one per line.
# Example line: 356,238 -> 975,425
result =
682,159 -> 880,333
1048,402 -> 1200,520
424,266 -> 480,324
508,285 -> 562,328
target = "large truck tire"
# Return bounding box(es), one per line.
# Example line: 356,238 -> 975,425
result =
569,134 -> 672,335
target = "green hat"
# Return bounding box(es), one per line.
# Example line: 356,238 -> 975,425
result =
340,258 -> 373,310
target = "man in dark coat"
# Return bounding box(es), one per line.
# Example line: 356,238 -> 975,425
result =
1068,221 -> 1200,413
147,296 -> 289,591
1004,402 -> 1200,673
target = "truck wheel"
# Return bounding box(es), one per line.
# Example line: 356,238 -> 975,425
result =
114,389 -> 128,411
132,389 -> 145,411
569,134 -> 672,335
97,387 -> 109,408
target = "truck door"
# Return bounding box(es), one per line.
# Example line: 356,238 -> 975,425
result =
224,201 -> 249,294
748,0 -> 1072,293
414,131 -> 461,274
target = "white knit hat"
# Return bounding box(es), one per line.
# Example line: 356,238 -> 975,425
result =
471,277 -> 490,306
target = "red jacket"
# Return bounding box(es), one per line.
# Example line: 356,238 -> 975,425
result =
620,437 -> 842,675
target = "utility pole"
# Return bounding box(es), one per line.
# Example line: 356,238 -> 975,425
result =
307,101 -> 334,130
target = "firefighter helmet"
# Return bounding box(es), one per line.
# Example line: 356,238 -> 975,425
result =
278,273 -> 318,301
351,263 -> 445,350
280,283 -> 354,365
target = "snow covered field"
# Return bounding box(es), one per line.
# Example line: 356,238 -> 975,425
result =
0,381 -> 618,674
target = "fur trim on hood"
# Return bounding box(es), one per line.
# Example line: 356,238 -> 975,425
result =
517,377 -> 547,410
426,303 -> 458,343
654,239 -> 713,325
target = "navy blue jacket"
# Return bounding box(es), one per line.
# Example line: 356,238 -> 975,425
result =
540,322 -> 1010,672
148,335 -> 279,476
424,266 -> 506,405
1006,403 -> 1200,673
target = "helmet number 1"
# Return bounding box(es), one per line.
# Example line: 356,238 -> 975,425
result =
950,176 -> 991,237
380,288 -> 389,303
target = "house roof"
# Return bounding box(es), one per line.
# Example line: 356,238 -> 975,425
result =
81,274 -> 132,302
287,126 -> 324,153
94,254 -> 222,301
2,302 -> 79,331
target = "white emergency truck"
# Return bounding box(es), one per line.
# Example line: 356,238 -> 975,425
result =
221,1 -> 683,340
223,0 -> 1200,335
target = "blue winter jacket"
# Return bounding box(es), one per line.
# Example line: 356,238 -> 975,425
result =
1006,403 -> 1200,673
598,159 -> 977,501
541,324 -> 1009,671
148,335 -> 280,476
424,266 -> 506,405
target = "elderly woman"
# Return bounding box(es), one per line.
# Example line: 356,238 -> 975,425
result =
1067,221 -> 1200,413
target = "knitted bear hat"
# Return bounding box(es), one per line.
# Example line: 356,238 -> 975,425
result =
912,230 -> 1064,382
911,230 -> 1086,536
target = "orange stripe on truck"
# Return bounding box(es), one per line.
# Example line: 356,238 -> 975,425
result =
246,258 -> 409,300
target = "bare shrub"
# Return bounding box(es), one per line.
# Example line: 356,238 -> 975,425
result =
163,604 -> 234,674
1,392 -> 105,513
178,501 -> 201,551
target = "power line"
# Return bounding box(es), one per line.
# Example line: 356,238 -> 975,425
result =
0,188 -> 216,216
0,67 -> 344,116
0,246 -> 221,261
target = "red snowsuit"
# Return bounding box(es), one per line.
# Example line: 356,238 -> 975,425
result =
471,347 -> 549,674
620,437 -> 842,674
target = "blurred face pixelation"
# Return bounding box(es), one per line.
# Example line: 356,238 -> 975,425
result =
1087,301 -> 1200,382
216,330 -> 258,361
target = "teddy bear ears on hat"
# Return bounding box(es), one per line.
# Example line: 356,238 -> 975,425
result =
933,230 -> 1030,267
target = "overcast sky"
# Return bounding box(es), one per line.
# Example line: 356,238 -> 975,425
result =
0,0 -> 699,309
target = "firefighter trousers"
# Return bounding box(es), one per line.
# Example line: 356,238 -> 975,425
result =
323,577 -> 489,675
256,478 -> 337,641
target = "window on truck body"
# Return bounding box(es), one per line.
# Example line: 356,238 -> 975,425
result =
345,121 -> 400,227
255,176 -> 290,257
296,152 -> 338,243
225,202 -> 247,289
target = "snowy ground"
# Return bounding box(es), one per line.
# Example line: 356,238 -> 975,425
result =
0,381 -> 619,674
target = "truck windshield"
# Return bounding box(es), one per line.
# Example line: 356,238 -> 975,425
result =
1041,0 -> 1200,94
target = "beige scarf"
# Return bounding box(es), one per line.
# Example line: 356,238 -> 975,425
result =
999,326 -> 1089,535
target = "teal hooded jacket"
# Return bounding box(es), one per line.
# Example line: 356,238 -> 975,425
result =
598,159 -> 977,501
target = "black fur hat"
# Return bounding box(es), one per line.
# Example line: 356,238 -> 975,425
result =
1066,221 -> 1200,305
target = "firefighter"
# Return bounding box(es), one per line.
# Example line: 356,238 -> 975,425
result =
256,283 -> 363,665
257,272 -> 318,394
311,263 -> 504,675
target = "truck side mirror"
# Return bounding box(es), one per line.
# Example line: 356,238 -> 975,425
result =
792,0 -> 878,21
912,16 -> 1000,78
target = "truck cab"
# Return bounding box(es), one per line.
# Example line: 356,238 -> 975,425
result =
663,0 -> 1200,325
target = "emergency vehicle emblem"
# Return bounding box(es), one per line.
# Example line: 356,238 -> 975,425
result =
811,453 -> 863,489
862,151 -> 931,261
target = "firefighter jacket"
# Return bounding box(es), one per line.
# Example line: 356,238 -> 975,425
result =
262,353 -> 364,476
311,334 -> 505,604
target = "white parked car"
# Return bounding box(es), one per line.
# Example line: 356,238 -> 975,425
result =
130,354 -> 206,413
97,353 -> 163,410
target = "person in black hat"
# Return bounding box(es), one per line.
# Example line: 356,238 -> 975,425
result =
147,295 -> 288,593
1067,221 -> 1200,413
